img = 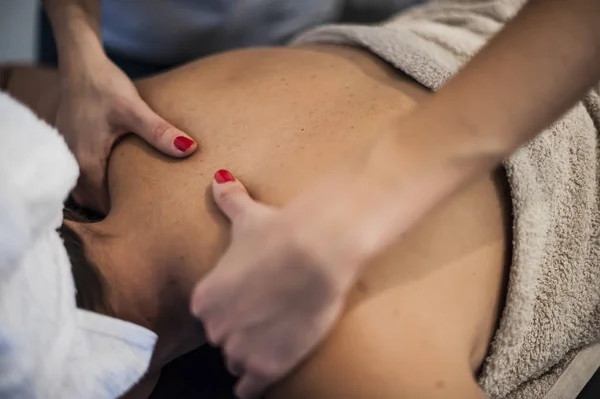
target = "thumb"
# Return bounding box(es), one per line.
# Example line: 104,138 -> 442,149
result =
129,100 -> 197,157
212,169 -> 257,221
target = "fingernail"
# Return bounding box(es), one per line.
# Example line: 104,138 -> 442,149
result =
173,136 -> 195,152
215,169 -> 235,184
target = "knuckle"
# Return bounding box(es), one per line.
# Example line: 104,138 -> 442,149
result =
217,186 -> 246,211
247,356 -> 284,381
206,324 -> 225,346
226,357 -> 243,376
191,282 -> 214,316
202,311 -> 230,346
215,188 -> 234,204
224,334 -> 243,355
223,182 -> 244,195
195,301 -> 209,319
193,301 -> 214,323
190,295 -> 206,318
225,348 -> 245,372
150,122 -> 171,142
224,343 -> 238,359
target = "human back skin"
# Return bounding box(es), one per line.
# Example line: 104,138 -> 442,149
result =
2,45 -> 510,398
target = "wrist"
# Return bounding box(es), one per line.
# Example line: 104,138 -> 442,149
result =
57,29 -> 106,78
45,1 -> 105,76
363,118 -> 458,204
366,106 -> 502,195
351,114 -> 479,256
58,45 -> 112,96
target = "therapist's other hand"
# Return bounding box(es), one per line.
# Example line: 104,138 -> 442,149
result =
191,152 -> 423,399
191,169 -> 373,399
56,56 -> 196,212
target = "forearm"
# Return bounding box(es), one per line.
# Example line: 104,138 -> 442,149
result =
355,0 -> 600,259
42,0 -> 105,74
424,0 -> 600,165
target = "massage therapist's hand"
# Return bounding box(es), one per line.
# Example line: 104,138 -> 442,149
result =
191,170 -> 354,399
56,55 -> 197,212
191,133 -> 457,399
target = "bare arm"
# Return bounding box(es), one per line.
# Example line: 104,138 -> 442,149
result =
363,0 -> 600,249
41,0 -> 195,213
381,0 -> 600,188
42,0 -> 104,74
436,0 -> 597,157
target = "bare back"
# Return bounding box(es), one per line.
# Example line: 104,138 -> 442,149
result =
116,45 -> 510,397
3,46 -> 510,397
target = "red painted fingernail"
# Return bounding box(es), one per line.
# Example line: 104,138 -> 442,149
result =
215,169 -> 235,184
173,136 -> 195,152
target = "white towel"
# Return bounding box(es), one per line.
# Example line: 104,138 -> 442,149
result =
0,92 -> 158,399
295,1 -> 600,398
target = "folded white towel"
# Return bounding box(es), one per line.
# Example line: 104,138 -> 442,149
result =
0,92 -> 158,399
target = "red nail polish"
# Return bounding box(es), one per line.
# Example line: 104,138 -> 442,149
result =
173,136 -> 194,152
215,169 -> 235,184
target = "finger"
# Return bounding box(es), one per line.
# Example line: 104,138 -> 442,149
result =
224,334 -> 246,376
190,276 -> 229,344
226,356 -> 244,378
212,170 -> 257,221
204,317 -> 228,347
235,374 -> 269,399
129,101 -> 197,157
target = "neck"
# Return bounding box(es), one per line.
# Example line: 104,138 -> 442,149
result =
91,213 -> 211,369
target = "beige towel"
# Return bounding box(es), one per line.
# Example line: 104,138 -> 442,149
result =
295,1 -> 600,398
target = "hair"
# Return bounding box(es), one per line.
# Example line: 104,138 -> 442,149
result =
0,66 -> 13,90
58,208 -> 112,315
